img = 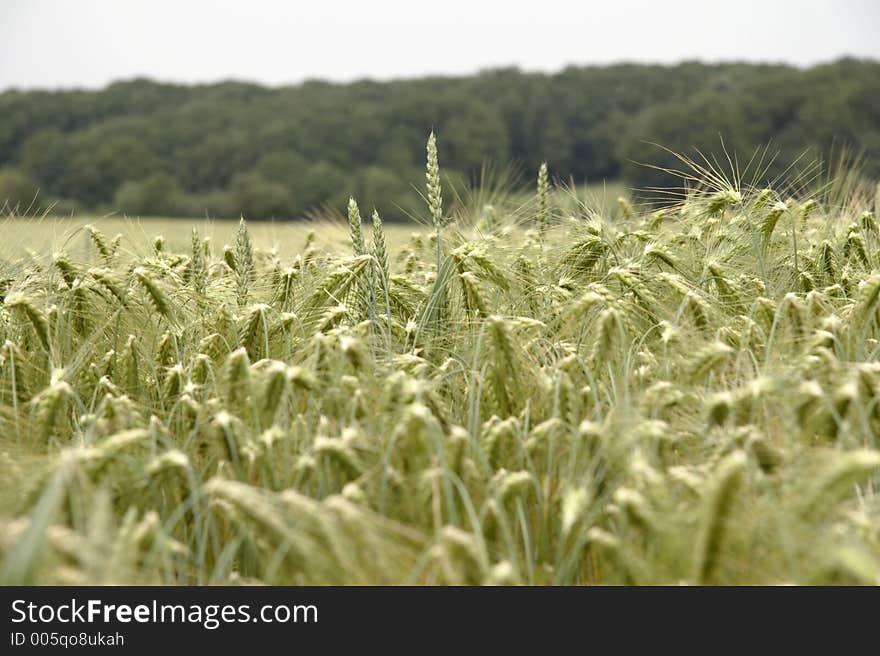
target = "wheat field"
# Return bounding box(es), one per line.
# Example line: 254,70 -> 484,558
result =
1,139 -> 879,585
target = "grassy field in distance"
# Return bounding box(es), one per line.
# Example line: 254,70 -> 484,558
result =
2,215 -> 391,260
1,181 -> 629,258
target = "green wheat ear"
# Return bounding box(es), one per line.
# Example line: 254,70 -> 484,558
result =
134,268 -> 173,320
371,210 -> 388,282
426,132 -> 442,228
85,224 -> 113,261
189,228 -> 206,297
537,162 -> 550,236
234,217 -> 255,309
760,201 -> 788,245
800,450 -> 880,519
693,451 -> 746,584
5,293 -> 51,352
348,197 -> 365,256
426,131 -> 443,272
223,347 -> 252,410
241,303 -> 270,361
371,209 -> 391,329
31,380 -> 73,442
52,252 -> 77,288
258,361 -> 288,425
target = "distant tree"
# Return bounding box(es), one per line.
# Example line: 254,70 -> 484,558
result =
60,134 -> 161,205
230,172 -> 294,219
0,61 -> 878,216
0,167 -> 40,211
20,129 -> 70,195
253,151 -> 309,186
175,129 -> 261,191
115,173 -> 187,217
359,166 -> 408,206
298,161 -> 349,214
618,88 -> 792,188
443,101 -> 510,173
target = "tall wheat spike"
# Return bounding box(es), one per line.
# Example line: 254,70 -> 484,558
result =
348,198 -> 365,256
234,218 -> 255,309
426,132 -> 443,273
537,162 -> 550,236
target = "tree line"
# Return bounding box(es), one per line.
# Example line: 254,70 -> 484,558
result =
1,59 -> 878,220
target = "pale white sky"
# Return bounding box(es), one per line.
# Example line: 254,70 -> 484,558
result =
1,0 -> 878,90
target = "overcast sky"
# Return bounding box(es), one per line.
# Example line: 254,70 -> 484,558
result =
2,0 -> 879,91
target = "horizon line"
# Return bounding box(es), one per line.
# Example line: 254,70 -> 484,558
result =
2,55 -> 877,94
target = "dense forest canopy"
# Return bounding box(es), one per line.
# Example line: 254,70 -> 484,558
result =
1,59 -> 878,220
